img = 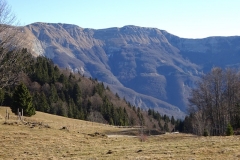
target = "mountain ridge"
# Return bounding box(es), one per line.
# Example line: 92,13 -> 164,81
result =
20,22 -> 240,119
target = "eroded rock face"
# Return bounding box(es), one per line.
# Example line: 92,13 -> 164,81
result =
21,22 -> 240,118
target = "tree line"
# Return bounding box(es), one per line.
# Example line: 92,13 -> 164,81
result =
183,67 -> 240,136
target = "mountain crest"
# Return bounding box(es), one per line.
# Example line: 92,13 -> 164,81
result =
20,22 -> 240,118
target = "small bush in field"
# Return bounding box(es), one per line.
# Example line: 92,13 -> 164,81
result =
139,134 -> 147,142
226,123 -> 233,136
203,129 -> 209,137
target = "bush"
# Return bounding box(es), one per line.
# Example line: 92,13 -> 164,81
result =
203,129 -> 209,137
139,134 -> 147,142
226,123 -> 234,136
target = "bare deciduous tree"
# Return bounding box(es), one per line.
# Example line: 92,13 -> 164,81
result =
0,0 -> 31,89
188,67 -> 240,136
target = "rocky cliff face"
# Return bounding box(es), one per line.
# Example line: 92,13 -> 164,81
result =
22,22 -> 240,119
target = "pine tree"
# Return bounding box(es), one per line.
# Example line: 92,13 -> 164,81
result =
39,92 -> 50,112
11,83 -> 35,116
158,120 -> 163,130
164,122 -> 169,132
49,84 -> 58,103
109,117 -> 114,125
33,92 -> 49,112
72,83 -> 81,106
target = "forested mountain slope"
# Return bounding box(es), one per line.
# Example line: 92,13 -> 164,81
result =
2,55 -> 180,131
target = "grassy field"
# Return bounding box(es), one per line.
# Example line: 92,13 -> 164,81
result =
1,107 -> 240,160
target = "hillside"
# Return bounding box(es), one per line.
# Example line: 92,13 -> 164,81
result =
1,107 -> 240,159
1,55 -> 179,131
19,23 -> 240,118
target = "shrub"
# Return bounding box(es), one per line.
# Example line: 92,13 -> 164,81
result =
203,129 -> 209,137
226,123 -> 234,136
139,134 -> 147,142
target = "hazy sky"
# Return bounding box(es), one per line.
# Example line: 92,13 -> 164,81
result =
7,0 -> 240,38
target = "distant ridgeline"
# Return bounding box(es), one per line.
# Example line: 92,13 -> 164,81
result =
0,54 -> 183,132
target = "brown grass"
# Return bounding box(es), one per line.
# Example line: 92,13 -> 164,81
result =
1,106 -> 240,160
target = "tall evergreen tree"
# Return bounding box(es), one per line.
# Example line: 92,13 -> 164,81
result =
171,116 -> 175,125
72,83 -> 81,106
164,122 -> 169,132
38,92 -> 50,112
11,83 -> 35,116
49,84 -> 58,103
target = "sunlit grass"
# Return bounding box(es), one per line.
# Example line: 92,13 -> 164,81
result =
1,106 -> 240,159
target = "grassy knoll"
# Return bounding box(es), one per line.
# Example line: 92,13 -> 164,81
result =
0,107 -> 240,159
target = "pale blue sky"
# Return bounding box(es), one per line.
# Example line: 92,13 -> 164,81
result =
7,0 -> 240,38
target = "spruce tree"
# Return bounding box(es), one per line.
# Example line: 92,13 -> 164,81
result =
164,122 -> 169,132
11,83 -> 35,116
72,83 -> 81,106
38,92 -> 50,112
171,116 -> 175,125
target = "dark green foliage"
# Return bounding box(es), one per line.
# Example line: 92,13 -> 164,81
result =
109,118 -> 114,125
0,89 -> 4,105
99,96 -> 129,125
72,83 -> 81,105
1,55 -> 167,128
67,99 -> 74,118
158,121 -> 163,130
174,119 -> 184,132
164,122 -> 169,132
147,108 -> 178,132
147,108 -> 162,120
33,92 -> 50,112
203,129 -> 209,137
87,99 -> 92,113
59,74 -> 66,84
56,102 -> 67,117
163,114 -> 170,122
30,57 -> 61,85
1,90 -> 12,107
11,83 -> 35,116
49,84 -> 58,103
93,83 -> 104,97
226,123 -> 234,136
182,115 -> 194,133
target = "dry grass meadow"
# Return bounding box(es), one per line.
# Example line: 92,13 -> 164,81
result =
1,107 -> 240,160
